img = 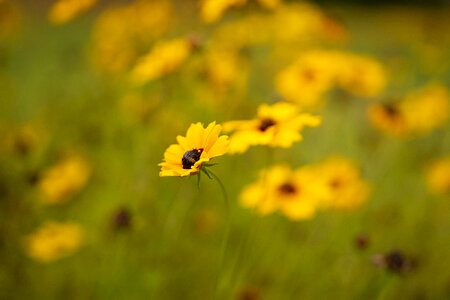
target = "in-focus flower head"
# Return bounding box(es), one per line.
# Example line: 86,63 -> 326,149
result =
223,102 -> 321,154
159,122 -> 229,177
24,221 -> 84,263
240,165 -> 327,220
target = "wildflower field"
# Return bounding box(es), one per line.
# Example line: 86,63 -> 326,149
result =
1,0 -> 450,299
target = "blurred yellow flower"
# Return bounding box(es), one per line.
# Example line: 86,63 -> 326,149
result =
313,157 -> 370,210
130,38 -> 193,85
24,221 -> 84,263
90,0 -> 172,74
38,156 -> 91,204
368,102 -> 408,137
276,50 -> 386,107
4,124 -> 40,155
159,122 -> 229,177
48,0 -> 97,24
203,49 -> 245,93
223,102 -> 321,154
271,3 -> 323,44
402,83 -> 450,135
337,54 -> 386,97
276,50 -> 338,107
426,156 -> 450,196
200,0 -> 247,23
369,84 -> 449,137
240,165 -> 326,220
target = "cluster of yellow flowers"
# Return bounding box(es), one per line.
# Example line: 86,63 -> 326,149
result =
90,0 -> 173,74
159,102 -> 320,177
241,157 -> 369,220
157,95 -> 374,221
369,83 -> 450,137
276,50 -> 386,107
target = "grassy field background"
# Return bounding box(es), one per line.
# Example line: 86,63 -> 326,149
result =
1,1 -> 449,299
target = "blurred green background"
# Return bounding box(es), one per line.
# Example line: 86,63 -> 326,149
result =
1,1 -> 449,299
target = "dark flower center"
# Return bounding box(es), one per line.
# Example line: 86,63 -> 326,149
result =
258,118 -> 276,132
182,149 -> 203,169
385,251 -> 405,272
301,68 -> 316,82
382,104 -> 400,118
329,178 -> 342,189
113,207 -> 132,230
278,182 -> 297,195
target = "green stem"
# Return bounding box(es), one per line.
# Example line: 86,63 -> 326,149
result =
203,167 -> 229,210
201,167 -> 231,299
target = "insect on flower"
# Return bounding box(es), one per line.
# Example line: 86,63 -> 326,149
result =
159,122 -> 229,177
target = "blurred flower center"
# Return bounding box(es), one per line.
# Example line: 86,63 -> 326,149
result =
385,251 -> 405,272
258,118 -> 276,132
329,178 -> 343,189
301,68 -> 316,82
382,103 -> 400,117
278,182 -> 298,195
182,149 -> 203,169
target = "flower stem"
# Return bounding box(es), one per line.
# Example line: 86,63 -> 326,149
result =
201,167 -> 231,299
203,167 -> 229,209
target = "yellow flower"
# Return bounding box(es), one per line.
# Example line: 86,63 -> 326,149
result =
90,0 -> 172,74
200,0 -> 247,24
369,84 -> 450,137
426,156 -> 450,196
159,122 -> 229,177
3,124 -> 40,155
38,156 -> 91,204
48,0 -> 97,24
270,3 -> 323,44
402,83 -> 450,135
337,54 -> 386,97
24,221 -> 84,263
130,38 -> 193,85
276,50 -> 386,107
276,51 -> 337,107
313,157 -> 370,210
368,102 -> 409,137
240,165 -> 325,220
203,49 -> 245,93
223,102 -> 321,154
